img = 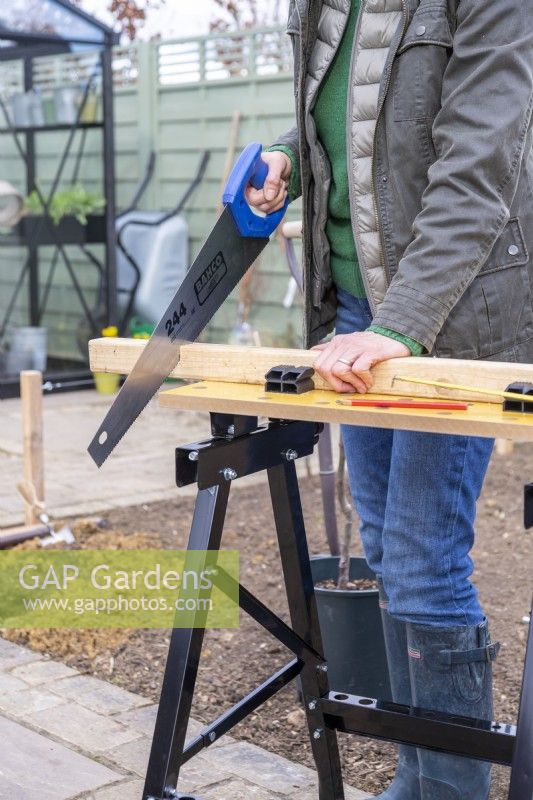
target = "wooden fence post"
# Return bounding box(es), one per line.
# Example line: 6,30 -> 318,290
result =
20,370 -> 44,526
495,439 -> 515,457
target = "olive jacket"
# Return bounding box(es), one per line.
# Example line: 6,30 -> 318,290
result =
275,0 -> 533,360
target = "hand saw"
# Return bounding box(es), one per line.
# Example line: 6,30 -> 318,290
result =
88,143 -> 288,467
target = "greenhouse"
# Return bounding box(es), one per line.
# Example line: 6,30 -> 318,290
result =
0,0 -> 118,397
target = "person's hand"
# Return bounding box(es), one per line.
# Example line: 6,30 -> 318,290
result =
311,331 -> 410,394
245,150 -> 291,213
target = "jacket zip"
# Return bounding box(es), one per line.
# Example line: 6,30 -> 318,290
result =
347,0 -> 408,316
371,0 -> 408,288
346,0 -> 377,315
308,0 -> 351,308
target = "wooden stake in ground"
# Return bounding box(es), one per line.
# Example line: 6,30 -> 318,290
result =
20,370 -> 44,526
495,439 -> 515,456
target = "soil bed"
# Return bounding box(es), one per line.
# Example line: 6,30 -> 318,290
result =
315,577 -> 378,591
4,443 -> 532,798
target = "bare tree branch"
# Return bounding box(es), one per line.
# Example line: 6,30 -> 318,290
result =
72,0 -> 165,41
209,0 -> 286,33
109,0 -> 165,40
336,438 -> 353,590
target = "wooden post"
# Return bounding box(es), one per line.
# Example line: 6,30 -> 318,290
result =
495,439 -> 515,456
20,370 -> 44,526
217,110 -> 241,217
281,220 -> 303,239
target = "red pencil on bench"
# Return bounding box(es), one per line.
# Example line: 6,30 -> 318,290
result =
337,399 -> 469,411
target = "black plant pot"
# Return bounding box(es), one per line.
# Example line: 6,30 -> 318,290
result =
12,214 -> 106,246
308,555 -> 392,701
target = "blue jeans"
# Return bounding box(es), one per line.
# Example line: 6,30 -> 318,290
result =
336,288 -> 494,627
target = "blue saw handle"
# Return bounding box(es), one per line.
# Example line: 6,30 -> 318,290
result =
223,142 -> 289,238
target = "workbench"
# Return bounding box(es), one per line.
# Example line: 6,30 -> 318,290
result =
90,339 -> 533,800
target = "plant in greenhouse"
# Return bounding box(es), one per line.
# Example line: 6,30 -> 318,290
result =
25,184 -> 106,226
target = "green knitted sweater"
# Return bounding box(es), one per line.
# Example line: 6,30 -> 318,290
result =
270,0 -> 424,355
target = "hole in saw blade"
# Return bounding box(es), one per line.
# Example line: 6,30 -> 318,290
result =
98,431 -> 108,445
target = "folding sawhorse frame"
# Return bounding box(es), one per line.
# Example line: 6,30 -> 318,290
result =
135,375 -> 532,800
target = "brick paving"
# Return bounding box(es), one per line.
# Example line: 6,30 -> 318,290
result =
0,638 -> 369,800
0,386 -> 353,799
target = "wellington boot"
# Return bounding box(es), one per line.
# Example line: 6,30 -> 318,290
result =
374,581 -> 420,799
406,619 -> 499,800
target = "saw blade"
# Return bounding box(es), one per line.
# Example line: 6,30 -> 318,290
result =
88,208 -> 267,467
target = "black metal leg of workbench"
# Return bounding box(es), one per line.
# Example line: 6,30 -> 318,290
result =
508,597 -> 533,800
267,461 -> 345,800
142,481 -> 231,800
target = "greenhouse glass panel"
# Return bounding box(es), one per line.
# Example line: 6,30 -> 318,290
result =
0,0 -> 117,396
0,0 -> 109,45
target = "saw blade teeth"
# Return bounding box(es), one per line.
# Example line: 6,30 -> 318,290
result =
87,384 -> 155,466
87,208 -> 268,465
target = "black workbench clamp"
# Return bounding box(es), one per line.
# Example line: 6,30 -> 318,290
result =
265,364 -> 314,394
503,382 -> 533,413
